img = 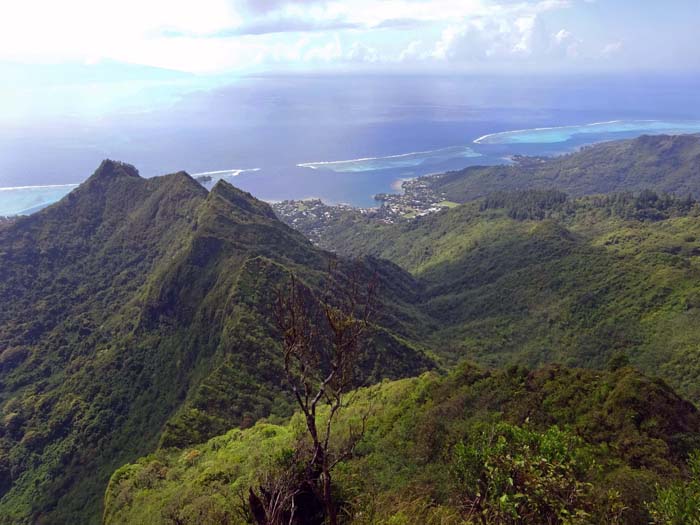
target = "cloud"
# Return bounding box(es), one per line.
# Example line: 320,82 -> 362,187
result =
346,42 -> 380,62
601,41 -> 623,57
0,0 -> 241,64
160,0 -> 487,38
172,18 -> 360,37
399,40 -> 427,62
219,1 -> 358,35
235,0 -> 329,15
429,6 -> 586,67
431,16 -> 543,61
373,18 -> 432,30
554,29 -> 571,44
552,28 -> 581,58
0,0 -> 688,74
302,34 -> 343,62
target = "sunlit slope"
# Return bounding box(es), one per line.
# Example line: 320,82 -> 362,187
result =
104,363 -> 700,524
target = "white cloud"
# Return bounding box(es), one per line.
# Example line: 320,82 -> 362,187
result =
399,40 -> 426,62
602,41 -> 623,57
302,34 -> 343,62
346,42 -> 380,62
0,0 -> 633,73
0,0 -> 241,62
554,29 -> 571,44
431,15 -> 542,62
552,28 -> 581,58
429,5 -> 588,67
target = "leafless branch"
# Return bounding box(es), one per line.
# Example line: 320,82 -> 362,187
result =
252,261 -> 379,525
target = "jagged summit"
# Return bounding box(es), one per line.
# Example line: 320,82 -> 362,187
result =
89,159 -> 141,181
207,178 -> 277,220
20,162 -> 206,230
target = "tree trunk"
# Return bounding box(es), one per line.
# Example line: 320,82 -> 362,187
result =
323,468 -> 337,525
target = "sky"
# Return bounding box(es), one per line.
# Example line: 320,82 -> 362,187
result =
1,0 -> 699,75
1,0 -> 699,123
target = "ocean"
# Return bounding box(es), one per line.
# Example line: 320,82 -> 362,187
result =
2,73 -> 700,215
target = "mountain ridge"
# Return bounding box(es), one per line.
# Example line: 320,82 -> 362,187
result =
0,161 -> 432,524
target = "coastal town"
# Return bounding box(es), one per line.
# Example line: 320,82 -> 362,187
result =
372,176 -> 456,219
272,175 -> 458,244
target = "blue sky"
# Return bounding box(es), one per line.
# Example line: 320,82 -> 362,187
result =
1,0 -> 698,74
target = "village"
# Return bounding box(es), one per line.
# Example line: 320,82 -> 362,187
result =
272,176 -> 457,244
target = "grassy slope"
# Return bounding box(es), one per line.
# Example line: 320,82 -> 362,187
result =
0,163 -> 432,524
103,363 -> 700,524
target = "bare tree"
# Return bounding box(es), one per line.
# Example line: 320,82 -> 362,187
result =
249,263 -> 378,525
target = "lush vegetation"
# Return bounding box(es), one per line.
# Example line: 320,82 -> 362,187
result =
0,161 -> 432,524
648,450 -> 700,524
295,187 -> 700,405
5,136 -> 700,524
430,133 -> 700,203
104,363 -> 700,524
479,189 -> 569,220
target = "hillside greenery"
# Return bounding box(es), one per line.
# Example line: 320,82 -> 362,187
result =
104,363 -> 700,524
429,134 -> 700,203
648,450 -> 700,524
5,137 -> 700,524
288,188 -> 700,404
0,161 -> 432,524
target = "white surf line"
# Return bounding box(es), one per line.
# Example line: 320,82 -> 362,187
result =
0,183 -> 79,191
191,168 -> 261,177
297,145 -> 478,169
473,120 -> 626,144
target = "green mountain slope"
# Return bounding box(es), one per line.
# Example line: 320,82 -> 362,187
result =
430,134 -> 700,203
103,363 -> 700,524
297,190 -> 700,403
0,161 -> 432,524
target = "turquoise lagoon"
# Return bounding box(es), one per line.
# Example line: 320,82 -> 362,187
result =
474,120 -> 700,145
0,184 -> 78,216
